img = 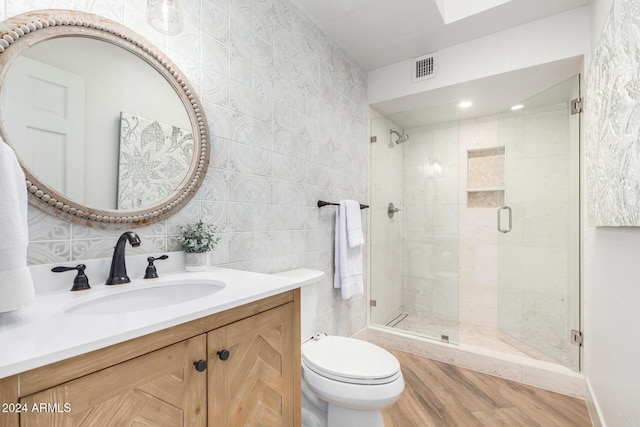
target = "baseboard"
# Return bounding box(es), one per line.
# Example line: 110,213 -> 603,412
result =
584,378 -> 606,427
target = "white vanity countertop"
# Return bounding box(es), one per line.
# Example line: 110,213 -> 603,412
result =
0,267 -> 324,379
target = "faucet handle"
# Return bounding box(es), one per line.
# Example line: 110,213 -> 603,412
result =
52,264 -> 91,292
144,255 -> 169,279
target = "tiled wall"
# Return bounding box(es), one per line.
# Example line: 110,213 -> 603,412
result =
458,105 -> 574,345
6,0 -> 369,336
402,122 -> 459,327
497,104 -> 574,346
458,116 -> 501,328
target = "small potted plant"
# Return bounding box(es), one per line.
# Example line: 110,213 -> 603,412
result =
176,220 -> 219,271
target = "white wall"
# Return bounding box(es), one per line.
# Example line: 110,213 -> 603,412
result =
367,6 -> 590,107
584,0 -> 640,424
590,0 -> 614,48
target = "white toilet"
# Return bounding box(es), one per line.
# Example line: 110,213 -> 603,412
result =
297,274 -> 405,427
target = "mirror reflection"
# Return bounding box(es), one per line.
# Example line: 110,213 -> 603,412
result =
0,36 -> 192,211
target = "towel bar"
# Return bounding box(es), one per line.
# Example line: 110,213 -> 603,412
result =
317,200 -> 369,209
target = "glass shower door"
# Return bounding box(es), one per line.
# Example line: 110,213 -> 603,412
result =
497,75 -> 581,370
369,102 -> 460,345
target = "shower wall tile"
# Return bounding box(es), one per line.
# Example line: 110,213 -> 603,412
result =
507,156 -> 569,203
460,115 -> 499,148
459,207 -> 497,328
522,290 -> 567,341
499,246 -> 567,293
460,118 -> 501,327
474,245 -> 497,284
459,283 -> 497,326
17,0 -> 369,339
457,109 -> 571,334
402,276 -> 433,317
369,114 -> 404,325
397,123 -> 460,326
403,205 -> 434,241
520,106 -> 569,159
433,204 -> 459,237
519,202 -> 569,248
498,288 -> 524,332
432,273 -> 459,320
432,126 -> 460,165
403,242 -> 433,278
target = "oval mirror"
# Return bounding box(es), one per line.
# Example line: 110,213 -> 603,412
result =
0,10 -> 209,228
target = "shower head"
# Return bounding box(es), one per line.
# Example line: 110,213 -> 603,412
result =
390,129 -> 409,144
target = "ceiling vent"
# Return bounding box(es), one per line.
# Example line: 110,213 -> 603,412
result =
412,52 -> 437,82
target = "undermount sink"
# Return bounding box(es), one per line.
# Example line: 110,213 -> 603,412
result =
64,279 -> 225,315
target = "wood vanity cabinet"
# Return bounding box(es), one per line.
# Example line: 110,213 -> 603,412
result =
0,290 -> 301,427
21,336 -> 207,426
208,301 -> 296,426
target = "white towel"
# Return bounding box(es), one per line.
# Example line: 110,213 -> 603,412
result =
333,200 -> 364,300
0,141 -> 35,313
345,200 -> 364,248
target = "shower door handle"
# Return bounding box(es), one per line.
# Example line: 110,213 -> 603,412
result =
497,206 -> 512,233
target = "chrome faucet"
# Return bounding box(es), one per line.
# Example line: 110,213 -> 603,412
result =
105,231 -> 141,285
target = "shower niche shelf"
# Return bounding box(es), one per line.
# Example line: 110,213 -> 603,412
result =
466,146 -> 504,208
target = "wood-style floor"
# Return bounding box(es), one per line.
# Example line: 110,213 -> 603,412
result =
382,348 -> 592,427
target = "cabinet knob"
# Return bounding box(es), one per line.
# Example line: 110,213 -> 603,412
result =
217,350 -> 230,361
194,360 -> 208,372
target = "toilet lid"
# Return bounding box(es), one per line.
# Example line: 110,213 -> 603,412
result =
302,336 -> 401,385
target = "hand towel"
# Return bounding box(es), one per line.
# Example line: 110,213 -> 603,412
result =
345,200 -> 364,248
0,140 -> 35,313
333,200 -> 364,300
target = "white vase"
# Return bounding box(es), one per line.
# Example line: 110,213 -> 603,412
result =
184,251 -> 209,272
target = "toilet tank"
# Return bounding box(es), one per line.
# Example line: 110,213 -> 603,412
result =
300,281 -> 319,343
273,269 -> 324,343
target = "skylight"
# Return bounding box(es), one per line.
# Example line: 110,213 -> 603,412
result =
435,0 -> 513,24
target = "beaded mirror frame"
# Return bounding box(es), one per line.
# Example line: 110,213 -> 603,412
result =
0,9 -> 209,229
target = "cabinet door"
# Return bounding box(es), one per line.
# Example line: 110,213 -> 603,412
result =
208,302 -> 296,427
20,335 -> 207,427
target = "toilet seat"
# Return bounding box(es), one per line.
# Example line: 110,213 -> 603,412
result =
302,336 -> 401,385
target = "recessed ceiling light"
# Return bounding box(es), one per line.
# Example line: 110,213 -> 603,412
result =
459,100 -> 472,108
511,104 -> 524,110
